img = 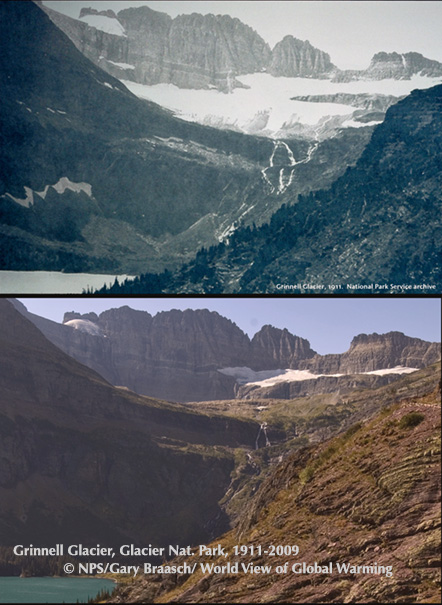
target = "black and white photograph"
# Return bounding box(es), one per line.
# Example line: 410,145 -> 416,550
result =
1,1 -> 441,294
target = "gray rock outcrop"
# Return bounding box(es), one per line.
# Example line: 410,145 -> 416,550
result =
333,52 -> 442,82
269,36 -> 334,77
42,4 -> 271,91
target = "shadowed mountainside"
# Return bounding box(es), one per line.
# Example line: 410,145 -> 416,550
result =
0,299 -> 260,551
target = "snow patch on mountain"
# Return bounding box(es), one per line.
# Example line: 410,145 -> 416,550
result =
79,14 -> 126,37
5,186 -> 34,208
64,319 -> 103,336
218,367 -> 285,385
4,178 -> 93,208
364,366 -> 419,376
342,118 -> 384,128
121,73 -> 442,139
218,365 -> 419,387
107,60 -> 135,70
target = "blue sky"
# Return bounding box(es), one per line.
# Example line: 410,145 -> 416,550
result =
18,297 -> 441,355
42,1 -> 442,69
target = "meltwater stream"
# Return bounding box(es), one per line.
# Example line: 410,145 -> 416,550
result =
261,138 -> 319,194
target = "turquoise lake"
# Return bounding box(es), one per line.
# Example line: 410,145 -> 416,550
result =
0,577 -> 115,603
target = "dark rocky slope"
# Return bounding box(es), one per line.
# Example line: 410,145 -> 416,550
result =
1,1 -> 371,276
0,1 -> 278,273
100,83 -> 442,292
0,299 -> 260,552
112,377 -> 441,603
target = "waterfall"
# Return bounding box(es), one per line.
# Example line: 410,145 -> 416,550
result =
255,422 -> 271,449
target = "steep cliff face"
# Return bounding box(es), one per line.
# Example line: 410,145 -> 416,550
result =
269,35 -> 334,77
15,304 -> 317,402
15,301 -> 440,404
42,3 -> 271,91
301,331 -> 442,374
114,378 -> 441,603
250,324 -> 316,368
365,51 -> 442,79
0,299 -> 259,551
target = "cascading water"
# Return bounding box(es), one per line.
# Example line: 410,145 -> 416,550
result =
255,422 -> 271,449
262,121 -> 327,194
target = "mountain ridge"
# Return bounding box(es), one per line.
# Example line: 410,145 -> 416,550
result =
42,3 -> 442,90
0,298 -> 262,552
13,301 -> 441,403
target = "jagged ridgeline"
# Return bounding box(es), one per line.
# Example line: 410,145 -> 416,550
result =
40,3 -> 442,89
12,300 -> 441,403
41,5 -> 336,90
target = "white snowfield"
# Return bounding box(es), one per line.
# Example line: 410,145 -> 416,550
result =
218,365 -> 419,387
121,73 -> 442,139
64,319 -> 103,336
79,14 -> 126,37
5,177 -> 93,208
106,60 -> 135,70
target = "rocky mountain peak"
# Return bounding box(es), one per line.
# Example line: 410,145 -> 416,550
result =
13,301 -> 441,404
299,331 -> 441,375
269,35 -> 334,77
251,324 -> 316,368
79,7 -> 118,20
366,51 -> 442,79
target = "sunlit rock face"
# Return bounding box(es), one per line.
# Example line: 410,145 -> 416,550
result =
15,301 -> 441,403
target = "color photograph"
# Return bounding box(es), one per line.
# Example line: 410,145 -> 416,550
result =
0,297 -> 440,602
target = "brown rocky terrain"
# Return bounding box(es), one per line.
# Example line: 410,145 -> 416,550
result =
112,375 -> 441,603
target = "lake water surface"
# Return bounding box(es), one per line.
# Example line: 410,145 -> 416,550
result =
0,271 -> 135,294
0,577 -> 115,603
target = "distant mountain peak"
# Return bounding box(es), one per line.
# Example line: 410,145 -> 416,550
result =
79,7 -> 118,20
